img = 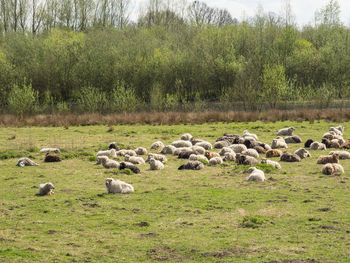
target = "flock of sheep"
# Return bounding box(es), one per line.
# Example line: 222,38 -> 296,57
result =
16,125 -> 349,196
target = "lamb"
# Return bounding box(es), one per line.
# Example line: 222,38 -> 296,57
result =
97,149 -> 117,159
150,141 -> 165,151
223,152 -> 236,162
105,178 -> 134,194
189,154 -> 209,162
317,153 -> 339,164
322,138 -> 340,149
214,140 -> 229,149
229,144 -> 247,153
204,151 -> 220,160
135,147 -> 148,155
219,147 -> 234,156
191,145 -> 206,155
271,137 -> 288,149
294,148 -> 311,159
146,153 -> 167,163
242,149 -> 259,159
261,158 -> 281,169
310,141 -> 326,151
304,139 -> 314,148
181,133 -> 193,141
195,141 -> 212,150
161,145 -> 176,155
149,157 -> 164,170
280,151 -> 301,162
178,161 -> 204,170
245,167 -> 265,182
243,130 -> 258,140
171,140 -> 193,148
116,149 -> 137,157
322,132 -> 341,141
277,127 -> 295,136
17,157 -> 39,167
39,148 -> 61,154
108,142 -> 120,151
329,151 -> 350,160
124,154 -> 145,165
266,149 -> 282,158
236,153 -> 259,165
329,126 -> 344,136
100,157 -> 120,169
209,157 -> 223,166
119,162 -> 140,174
321,163 -> 344,175
340,140 -> 350,149
39,182 -> 55,196
44,153 -> 62,162
284,135 -> 302,144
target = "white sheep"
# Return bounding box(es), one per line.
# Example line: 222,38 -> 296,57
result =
271,137 -> 288,149
322,163 -> 344,175
191,145 -> 206,155
329,126 -> 344,136
245,167 -> 265,182
149,158 -> 164,170
261,158 -> 281,169
195,141 -> 212,150
242,149 -> 259,159
105,178 -> 134,194
39,182 -> 55,196
243,130 -> 258,140
223,152 -> 236,162
17,157 -> 39,167
97,149 -> 117,159
209,156 -> 223,166
181,133 -> 193,141
173,147 -> 192,156
135,147 -> 148,155
189,154 -> 209,162
219,147 -> 234,156
146,153 -> 167,163
294,148 -> 311,159
229,144 -> 247,153
124,154 -> 145,165
329,151 -> 350,159
39,148 -> 61,154
100,157 -> 120,169
96,156 -> 108,165
310,141 -> 326,151
171,140 -> 192,148
150,141 -> 165,151
161,145 -> 176,155
214,140 -> 229,149
116,149 -> 137,157
277,127 -> 295,136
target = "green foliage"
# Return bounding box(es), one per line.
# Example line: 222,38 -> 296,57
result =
7,82 -> 38,115
262,64 -> 287,109
119,168 -> 134,175
78,86 -> 107,113
0,150 -> 23,160
241,215 -> 272,228
110,81 -> 139,112
198,158 -> 209,165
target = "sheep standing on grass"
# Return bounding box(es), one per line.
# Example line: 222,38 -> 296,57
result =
40,148 -> 61,154
100,157 -> 120,169
39,182 -> 55,196
17,157 -> 39,167
280,151 -> 301,162
266,149 -> 283,158
209,157 -> 223,166
149,158 -> 164,170
150,141 -> 165,151
105,178 -> 134,194
261,158 -> 281,169
322,163 -> 344,175
135,147 -> 148,155
317,153 -> 339,165
310,141 -> 326,151
329,151 -> 350,160
294,148 -> 311,159
245,167 -> 265,182
178,161 -> 204,170
277,127 -> 295,136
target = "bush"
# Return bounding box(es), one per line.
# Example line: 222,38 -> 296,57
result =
7,82 -> 38,116
110,81 -> 139,112
241,215 -> 272,228
78,86 -> 107,113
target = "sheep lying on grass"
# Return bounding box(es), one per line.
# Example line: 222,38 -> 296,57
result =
178,150 -> 197,159
304,139 -> 314,148
310,141 -> 326,151
321,138 -> 340,149
181,133 -> 193,141
294,148 -> 311,159
340,140 -> 350,149
149,158 -> 164,170
17,157 -> 39,167
105,178 -> 134,194
178,161 -> 204,170
245,167 -> 265,182
209,157 -> 223,166
317,153 -> 339,164
329,151 -> 350,160
219,147 -> 234,156
229,144 -> 247,153
322,163 -> 344,175
236,153 -> 259,165
261,158 -> 281,169
190,137 -> 203,145
285,135 -> 302,144
189,154 -> 208,162
108,142 -> 120,151
214,140 -> 229,149
171,140 -> 192,148
329,126 -> 344,136
146,154 -> 167,163
135,147 -> 148,155
100,156 -> 120,169
277,127 -> 295,136
266,149 -> 283,158
195,141 -> 212,150
97,149 -> 117,159
119,162 -> 140,174
205,151 -> 220,160
243,130 -> 258,140
242,149 -> 259,159
39,182 -> 55,196
280,151 -> 301,162
150,141 -> 165,151
223,152 -> 236,162
117,149 -> 137,157
40,148 -> 60,154
44,153 -> 62,162
254,146 -> 266,154
161,145 -> 176,155
271,137 -> 288,149
124,154 -> 145,165
191,145 -> 206,155
173,147 -> 191,156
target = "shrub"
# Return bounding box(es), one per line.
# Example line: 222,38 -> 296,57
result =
241,215 -> 271,228
78,86 -> 107,113
110,81 -> 139,112
7,82 -> 38,116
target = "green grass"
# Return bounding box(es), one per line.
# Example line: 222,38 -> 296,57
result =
0,120 -> 349,262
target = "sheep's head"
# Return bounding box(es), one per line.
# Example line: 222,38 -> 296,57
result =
332,153 -> 339,161
289,127 -> 295,131
46,182 -> 55,190
261,158 -> 267,164
245,167 -> 256,173
204,151 -> 210,158
105,178 -> 114,187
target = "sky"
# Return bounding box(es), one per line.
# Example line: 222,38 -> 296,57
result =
132,0 -> 350,26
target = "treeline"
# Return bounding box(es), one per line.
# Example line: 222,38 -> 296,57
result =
0,0 -> 349,114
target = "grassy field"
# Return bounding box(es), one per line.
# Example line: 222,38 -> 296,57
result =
0,120 -> 349,262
